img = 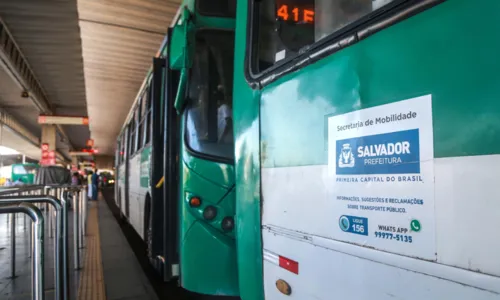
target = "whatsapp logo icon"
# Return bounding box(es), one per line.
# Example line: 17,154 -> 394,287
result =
410,219 -> 421,232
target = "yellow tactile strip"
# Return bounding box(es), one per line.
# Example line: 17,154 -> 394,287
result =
77,202 -> 106,300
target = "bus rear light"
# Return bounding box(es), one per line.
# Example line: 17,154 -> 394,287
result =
189,196 -> 201,207
203,206 -> 217,220
221,216 -> 234,232
279,255 -> 299,274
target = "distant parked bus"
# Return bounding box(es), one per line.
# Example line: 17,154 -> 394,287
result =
11,163 -> 38,185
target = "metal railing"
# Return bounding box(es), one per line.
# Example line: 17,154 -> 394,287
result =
0,194 -> 63,300
0,184 -> 88,300
0,203 -> 44,300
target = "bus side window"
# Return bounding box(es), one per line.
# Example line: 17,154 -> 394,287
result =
136,105 -> 143,150
144,87 -> 152,145
129,119 -> 136,155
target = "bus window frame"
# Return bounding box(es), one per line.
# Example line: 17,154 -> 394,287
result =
137,88 -> 147,151
136,100 -> 143,151
126,78 -> 153,158
244,0 -> 444,88
120,132 -> 126,163
117,140 -> 121,165
128,124 -> 132,156
129,109 -> 138,157
183,28 -> 236,165
138,91 -> 145,150
143,86 -> 152,146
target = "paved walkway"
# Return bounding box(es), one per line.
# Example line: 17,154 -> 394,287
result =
0,193 -> 157,300
77,201 -> 105,300
97,197 -> 158,300
0,205 -> 82,299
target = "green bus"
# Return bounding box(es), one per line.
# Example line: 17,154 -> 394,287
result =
232,0 -> 500,299
115,0 -> 238,296
118,0 -> 500,299
11,163 -> 38,184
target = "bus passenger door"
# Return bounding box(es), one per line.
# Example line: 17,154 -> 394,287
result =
162,27 -> 181,281
149,28 -> 180,281
150,56 -> 167,275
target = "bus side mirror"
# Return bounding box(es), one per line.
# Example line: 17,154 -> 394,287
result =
170,6 -> 193,70
170,6 -> 193,114
174,68 -> 188,114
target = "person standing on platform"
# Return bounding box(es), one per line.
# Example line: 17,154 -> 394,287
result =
71,172 -> 80,186
91,169 -> 99,200
87,170 -> 93,199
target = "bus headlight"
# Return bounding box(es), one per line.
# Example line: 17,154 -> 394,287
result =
203,206 -> 217,221
221,216 -> 234,232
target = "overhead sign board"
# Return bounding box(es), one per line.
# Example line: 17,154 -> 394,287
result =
70,148 -> 98,156
38,115 -> 89,125
69,151 -> 93,157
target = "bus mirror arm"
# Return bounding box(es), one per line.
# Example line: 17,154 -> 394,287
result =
174,68 -> 188,113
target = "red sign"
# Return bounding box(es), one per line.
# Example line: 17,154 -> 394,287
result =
40,144 -> 56,166
38,115 -> 89,125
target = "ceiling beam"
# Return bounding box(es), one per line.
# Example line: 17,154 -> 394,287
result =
0,107 -> 67,162
0,17 -> 75,157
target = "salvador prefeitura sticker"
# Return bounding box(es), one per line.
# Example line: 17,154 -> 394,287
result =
327,95 -> 435,260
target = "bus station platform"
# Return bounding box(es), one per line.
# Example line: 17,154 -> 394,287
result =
0,190 -> 158,300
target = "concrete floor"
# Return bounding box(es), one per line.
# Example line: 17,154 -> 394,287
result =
0,206 -> 82,299
97,199 -> 157,300
0,196 -> 157,300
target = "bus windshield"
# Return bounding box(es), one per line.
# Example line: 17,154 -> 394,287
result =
185,30 -> 235,161
13,164 -> 37,175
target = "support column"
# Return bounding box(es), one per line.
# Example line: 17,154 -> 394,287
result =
41,124 -> 57,152
71,156 -> 79,172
